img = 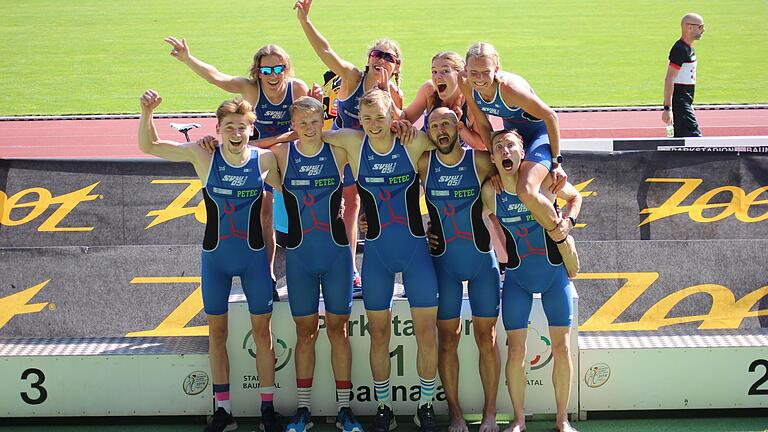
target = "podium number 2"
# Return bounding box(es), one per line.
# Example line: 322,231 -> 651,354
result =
748,359 -> 768,396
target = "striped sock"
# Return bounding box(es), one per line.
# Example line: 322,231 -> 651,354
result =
260,385 -> 275,414
297,378 -> 313,410
373,379 -> 391,407
213,383 -> 231,413
336,380 -> 352,410
419,375 -> 436,407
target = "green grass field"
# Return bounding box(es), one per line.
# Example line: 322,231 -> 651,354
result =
1,0 -> 766,115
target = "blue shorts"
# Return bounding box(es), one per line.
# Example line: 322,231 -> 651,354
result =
502,122 -> 552,171
501,266 -> 573,330
362,238 -> 439,311
286,245 -> 354,316
201,249 -> 273,316
434,253 -> 500,320
343,164 -> 356,187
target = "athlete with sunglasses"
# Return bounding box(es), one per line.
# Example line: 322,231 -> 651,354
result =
295,0 -> 405,298
164,37 -> 312,302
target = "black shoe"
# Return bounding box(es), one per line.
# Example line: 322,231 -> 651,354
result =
260,406 -> 281,432
272,278 -> 280,302
370,403 -> 397,432
414,403 -> 440,432
205,407 -> 237,432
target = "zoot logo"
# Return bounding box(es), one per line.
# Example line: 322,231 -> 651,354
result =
0,183 -> 101,231
639,178 -> 768,225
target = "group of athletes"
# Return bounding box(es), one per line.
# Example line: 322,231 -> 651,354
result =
137,1 -> 582,432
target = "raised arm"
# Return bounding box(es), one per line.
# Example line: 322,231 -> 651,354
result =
294,0 -> 360,84
401,81 -> 432,123
164,37 -> 253,95
500,77 -> 560,158
139,90 -> 194,162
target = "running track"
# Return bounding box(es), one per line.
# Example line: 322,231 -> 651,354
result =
1,108 -> 767,158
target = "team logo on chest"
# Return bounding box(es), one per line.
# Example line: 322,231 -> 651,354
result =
372,162 -> 397,174
222,175 -> 248,187
299,164 -> 324,176
439,175 -> 463,187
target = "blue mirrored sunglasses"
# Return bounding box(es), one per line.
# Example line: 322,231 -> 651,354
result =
259,65 -> 286,75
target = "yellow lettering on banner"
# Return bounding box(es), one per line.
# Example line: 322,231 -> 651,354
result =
0,183 -> 99,231
577,272 -> 660,331
0,280 -> 50,330
126,277 -> 207,336
578,273 -> 768,331
639,178 -> 768,225
643,284 -> 768,329
145,180 -> 206,228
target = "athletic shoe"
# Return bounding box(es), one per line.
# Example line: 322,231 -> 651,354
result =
352,271 -> 363,299
260,406 -> 281,432
205,407 -> 237,432
370,403 -> 397,432
413,403 -> 441,432
272,278 -> 281,302
285,407 -> 313,432
335,407 -> 364,432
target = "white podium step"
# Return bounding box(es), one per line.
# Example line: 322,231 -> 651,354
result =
578,329 -> 768,415
0,337 -> 211,417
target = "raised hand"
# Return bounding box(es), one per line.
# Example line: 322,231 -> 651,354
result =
391,119 -> 417,145
308,82 -> 323,102
293,0 -> 312,21
548,165 -> 567,194
374,66 -> 390,91
164,36 -> 190,62
196,135 -> 219,154
140,89 -> 162,112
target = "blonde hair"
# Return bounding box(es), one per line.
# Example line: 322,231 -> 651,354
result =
465,42 -> 500,68
429,51 -> 466,109
216,98 -> 256,124
249,44 -> 294,81
432,51 -> 465,71
367,39 -> 402,87
289,96 -> 324,118
491,129 -> 523,148
359,88 -> 394,114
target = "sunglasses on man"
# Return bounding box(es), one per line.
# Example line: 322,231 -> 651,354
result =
369,49 -> 399,65
259,65 -> 286,75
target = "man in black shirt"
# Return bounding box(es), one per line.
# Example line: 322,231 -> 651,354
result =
662,13 -> 705,137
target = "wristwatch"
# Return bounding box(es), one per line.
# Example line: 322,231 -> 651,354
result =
568,215 -> 577,227
551,154 -> 563,170
663,105 -> 671,111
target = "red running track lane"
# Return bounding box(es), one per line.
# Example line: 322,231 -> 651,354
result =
1,109 -> 767,158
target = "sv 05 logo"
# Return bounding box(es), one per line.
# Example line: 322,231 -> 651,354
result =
0,183 -> 100,231
639,178 -> 768,225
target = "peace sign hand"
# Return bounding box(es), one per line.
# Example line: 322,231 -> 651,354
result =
163,36 -> 190,62
293,0 -> 312,21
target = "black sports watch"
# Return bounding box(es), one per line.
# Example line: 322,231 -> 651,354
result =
663,105 -> 671,111
568,216 -> 577,227
551,154 -> 563,170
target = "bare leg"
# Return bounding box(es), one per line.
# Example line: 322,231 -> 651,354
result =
516,162 -> 559,233
473,317 -> 501,432
411,307 -> 438,380
437,319 -> 467,432
249,313 -> 275,387
326,312 -> 353,381
367,309 -> 393,382
293,314 -> 320,380
503,329 -> 527,432
207,314 -> 230,385
549,326 -> 575,432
